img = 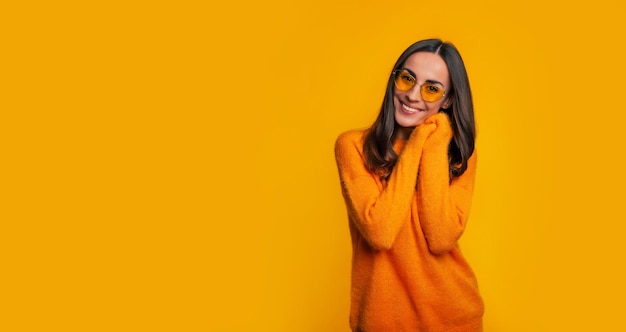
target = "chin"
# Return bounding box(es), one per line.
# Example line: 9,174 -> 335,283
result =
395,114 -> 423,128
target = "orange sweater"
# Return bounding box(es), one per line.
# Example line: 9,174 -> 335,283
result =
335,113 -> 483,331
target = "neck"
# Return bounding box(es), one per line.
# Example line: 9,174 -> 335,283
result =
395,126 -> 414,140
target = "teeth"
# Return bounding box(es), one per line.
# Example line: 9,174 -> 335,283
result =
402,104 -> 419,113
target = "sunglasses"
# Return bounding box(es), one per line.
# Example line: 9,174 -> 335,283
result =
392,69 -> 446,102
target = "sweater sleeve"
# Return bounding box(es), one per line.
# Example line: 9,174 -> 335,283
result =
335,119 -> 439,250
416,114 -> 477,255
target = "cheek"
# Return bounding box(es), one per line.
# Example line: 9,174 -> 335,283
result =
427,100 -> 445,112
392,93 -> 401,108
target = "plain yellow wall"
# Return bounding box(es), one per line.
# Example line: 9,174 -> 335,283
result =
3,0 -> 626,331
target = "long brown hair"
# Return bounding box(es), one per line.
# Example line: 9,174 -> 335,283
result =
363,39 -> 476,180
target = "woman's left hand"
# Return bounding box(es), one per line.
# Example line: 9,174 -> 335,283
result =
422,112 -> 453,151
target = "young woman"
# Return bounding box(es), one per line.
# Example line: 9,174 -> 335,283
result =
335,39 -> 484,331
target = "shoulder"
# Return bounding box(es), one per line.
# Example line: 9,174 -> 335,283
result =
335,128 -> 367,151
460,148 -> 478,178
334,128 -> 368,163
469,148 -> 478,166
336,128 -> 367,143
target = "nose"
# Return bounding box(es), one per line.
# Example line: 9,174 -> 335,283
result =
406,84 -> 422,102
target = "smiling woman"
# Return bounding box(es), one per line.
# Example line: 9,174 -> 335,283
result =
334,39 -> 482,331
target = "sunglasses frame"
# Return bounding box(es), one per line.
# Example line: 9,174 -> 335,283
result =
392,69 -> 447,103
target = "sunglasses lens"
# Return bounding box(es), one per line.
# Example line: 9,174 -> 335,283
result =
394,71 -> 415,91
421,83 -> 444,102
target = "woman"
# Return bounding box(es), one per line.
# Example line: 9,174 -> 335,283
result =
335,39 -> 484,331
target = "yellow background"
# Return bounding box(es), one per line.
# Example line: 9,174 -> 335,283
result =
2,0 -> 626,331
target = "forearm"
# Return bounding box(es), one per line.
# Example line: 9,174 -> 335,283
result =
336,124 -> 435,250
417,151 -> 476,254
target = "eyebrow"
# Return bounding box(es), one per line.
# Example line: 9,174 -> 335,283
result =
401,67 -> 445,87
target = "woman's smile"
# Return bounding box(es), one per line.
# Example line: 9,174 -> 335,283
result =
400,102 -> 423,114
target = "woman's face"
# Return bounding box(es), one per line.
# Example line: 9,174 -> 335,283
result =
393,52 -> 451,130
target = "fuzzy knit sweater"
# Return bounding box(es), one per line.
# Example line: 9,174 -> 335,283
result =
335,113 -> 484,332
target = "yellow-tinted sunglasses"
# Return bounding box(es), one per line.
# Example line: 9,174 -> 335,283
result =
392,69 -> 446,102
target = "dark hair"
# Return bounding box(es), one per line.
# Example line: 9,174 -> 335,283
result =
363,39 -> 476,180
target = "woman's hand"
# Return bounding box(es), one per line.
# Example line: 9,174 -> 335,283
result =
422,112 -> 453,148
